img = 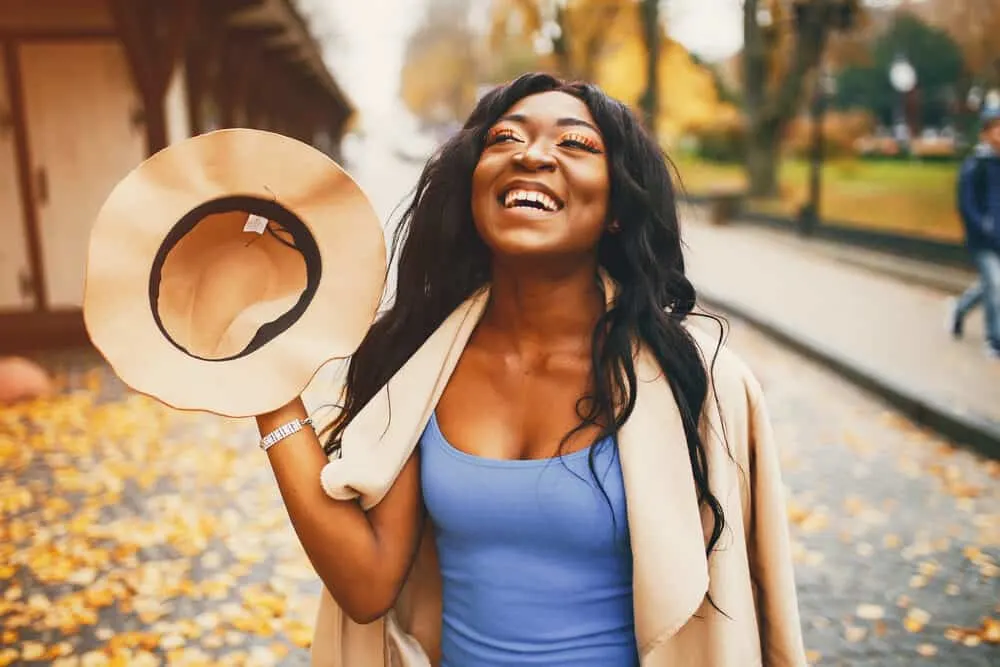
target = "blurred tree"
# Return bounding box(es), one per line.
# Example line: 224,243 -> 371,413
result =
595,7 -> 739,147
487,0 -> 665,135
487,0 -> 629,81
400,0 -> 479,125
743,0 -> 861,197
832,13 -> 965,129
639,0 -> 660,134
483,0 -> 568,83
911,0 -> 1000,84
485,0 -> 735,147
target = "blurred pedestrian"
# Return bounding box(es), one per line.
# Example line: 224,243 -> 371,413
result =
948,106 -> 1000,358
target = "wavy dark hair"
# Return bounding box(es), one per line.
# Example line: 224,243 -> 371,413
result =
322,73 -> 727,564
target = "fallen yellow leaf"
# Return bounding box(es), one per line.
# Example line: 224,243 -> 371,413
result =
903,608 -> 931,633
983,617 -> 1000,643
856,604 -> 884,620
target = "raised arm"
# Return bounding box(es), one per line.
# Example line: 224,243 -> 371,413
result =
256,397 -> 424,624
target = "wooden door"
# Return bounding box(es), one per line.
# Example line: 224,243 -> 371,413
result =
18,40 -> 146,309
0,45 -> 34,312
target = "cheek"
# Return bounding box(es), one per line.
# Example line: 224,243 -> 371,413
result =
471,160 -> 488,198
571,171 -> 611,222
470,165 -> 492,230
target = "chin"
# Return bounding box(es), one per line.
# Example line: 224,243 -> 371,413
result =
486,233 -> 600,269
479,223 -> 564,255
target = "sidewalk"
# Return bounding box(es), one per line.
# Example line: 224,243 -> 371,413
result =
682,214 -> 1000,458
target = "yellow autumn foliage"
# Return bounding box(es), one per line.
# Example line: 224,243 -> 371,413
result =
488,0 -> 545,54
485,0 -> 737,145
400,17 -> 479,123
591,3 -> 739,146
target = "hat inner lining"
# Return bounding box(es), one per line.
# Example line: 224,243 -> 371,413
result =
148,195 -> 322,362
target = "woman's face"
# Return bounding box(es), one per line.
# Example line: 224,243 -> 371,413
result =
471,91 -> 610,262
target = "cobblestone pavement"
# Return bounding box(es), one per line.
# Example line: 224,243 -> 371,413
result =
1,318 -> 997,666
717,316 -> 999,667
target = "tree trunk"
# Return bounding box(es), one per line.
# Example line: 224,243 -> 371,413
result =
742,0 -> 844,197
746,126 -> 780,197
552,5 -> 571,76
639,0 -> 660,135
743,0 -> 773,196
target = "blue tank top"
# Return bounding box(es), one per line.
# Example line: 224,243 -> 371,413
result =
420,413 -> 639,666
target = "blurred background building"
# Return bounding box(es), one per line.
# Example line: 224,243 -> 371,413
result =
0,0 -> 353,352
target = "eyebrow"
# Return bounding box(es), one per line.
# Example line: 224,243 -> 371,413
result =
499,113 -> 600,134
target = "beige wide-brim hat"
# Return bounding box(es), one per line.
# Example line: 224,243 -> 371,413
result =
83,129 -> 386,418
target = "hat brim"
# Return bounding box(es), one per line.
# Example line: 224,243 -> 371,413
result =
83,129 -> 386,418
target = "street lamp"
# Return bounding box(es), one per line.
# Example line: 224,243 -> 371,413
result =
967,85 -> 984,112
889,54 -> 917,145
986,89 -> 1000,112
799,66 -> 837,236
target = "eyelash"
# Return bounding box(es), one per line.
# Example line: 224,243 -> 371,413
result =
486,128 -> 602,153
559,133 -> 601,153
487,128 -> 520,144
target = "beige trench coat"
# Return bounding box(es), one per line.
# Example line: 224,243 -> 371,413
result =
309,283 -> 807,666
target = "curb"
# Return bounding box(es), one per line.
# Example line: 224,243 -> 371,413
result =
698,291 -> 1000,461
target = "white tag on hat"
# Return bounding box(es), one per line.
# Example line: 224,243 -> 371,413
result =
243,214 -> 269,235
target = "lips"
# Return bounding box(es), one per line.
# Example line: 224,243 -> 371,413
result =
497,181 -> 565,213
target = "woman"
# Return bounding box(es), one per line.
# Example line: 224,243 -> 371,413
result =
256,73 -> 806,666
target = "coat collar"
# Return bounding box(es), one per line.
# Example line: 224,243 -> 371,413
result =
320,275 -> 709,654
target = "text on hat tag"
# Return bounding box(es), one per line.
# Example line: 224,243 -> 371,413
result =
243,213 -> 270,235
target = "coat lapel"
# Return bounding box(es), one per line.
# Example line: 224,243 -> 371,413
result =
619,344 -> 709,657
320,287 -> 490,509
316,276 -> 709,663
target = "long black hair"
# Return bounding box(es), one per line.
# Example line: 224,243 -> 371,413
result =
322,72 -> 727,562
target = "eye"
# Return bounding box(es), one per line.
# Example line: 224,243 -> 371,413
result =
486,128 -> 522,145
559,132 -> 602,153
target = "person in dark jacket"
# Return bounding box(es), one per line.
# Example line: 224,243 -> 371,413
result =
949,106 -> 1000,357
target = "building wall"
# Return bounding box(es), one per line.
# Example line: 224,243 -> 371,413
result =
0,0 -> 353,351
164,62 -> 191,147
17,39 -> 145,309
0,47 -> 32,311
0,0 -> 113,33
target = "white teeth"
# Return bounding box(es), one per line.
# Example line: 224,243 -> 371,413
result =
503,189 -> 560,212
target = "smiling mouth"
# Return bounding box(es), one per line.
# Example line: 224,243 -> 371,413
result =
498,189 -> 564,213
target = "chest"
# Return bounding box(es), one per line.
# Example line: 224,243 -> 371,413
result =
435,342 -> 605,460
421,414 -> 631,554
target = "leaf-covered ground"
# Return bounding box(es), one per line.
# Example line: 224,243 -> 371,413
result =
1,316 -> 998,666
1,356 -> 320,666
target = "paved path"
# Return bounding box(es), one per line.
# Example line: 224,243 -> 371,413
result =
682,215 -> 1000,450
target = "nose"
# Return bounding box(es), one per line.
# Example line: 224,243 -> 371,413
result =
512,143 -> 556,172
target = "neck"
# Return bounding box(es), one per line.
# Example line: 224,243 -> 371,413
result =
480,258 -> 605,354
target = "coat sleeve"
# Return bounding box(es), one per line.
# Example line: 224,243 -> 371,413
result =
743,372 -> 808,667
958,158 -> 987,236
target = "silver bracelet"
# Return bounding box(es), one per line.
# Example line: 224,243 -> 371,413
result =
259,417 -> 313,451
